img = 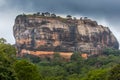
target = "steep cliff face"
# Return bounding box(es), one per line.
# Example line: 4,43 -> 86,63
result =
13,13 -> 119,56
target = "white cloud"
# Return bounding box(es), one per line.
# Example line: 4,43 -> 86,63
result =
0,0 -> 6,6
0,10 -> 22,44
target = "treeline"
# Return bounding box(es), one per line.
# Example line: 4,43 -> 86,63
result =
22,12 -> 85,20
0,38 -> 120,80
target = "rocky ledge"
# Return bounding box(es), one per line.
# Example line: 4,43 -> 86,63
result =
13,12 -> 119,57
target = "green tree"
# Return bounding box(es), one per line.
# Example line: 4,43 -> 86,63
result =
0,66 -> 17,80
0,38 -> 6,44
108,64 -> 120,80
0,38 -> 17,80
67,74 -> 80,80
83,69 -> 109,80
71,52 -> 83,62
103,48 -> 120,56
14,60 -> 42,80
66,15 -> 72,19
23,54 -> 41,63
39,65 -> 66,79
65,62 -> 80,74
52,52 -> 63,65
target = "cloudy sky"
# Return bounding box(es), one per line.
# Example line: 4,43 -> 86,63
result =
0,0 -> 120,45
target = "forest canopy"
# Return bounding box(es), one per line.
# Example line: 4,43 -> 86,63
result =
0,38 -> 120,80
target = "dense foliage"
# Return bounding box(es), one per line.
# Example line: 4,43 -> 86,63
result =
0,38 -> 120,80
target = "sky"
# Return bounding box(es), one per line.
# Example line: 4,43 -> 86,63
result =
0,0 -> 120,45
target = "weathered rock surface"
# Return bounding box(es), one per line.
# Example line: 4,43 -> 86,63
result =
13,13 -> 119,56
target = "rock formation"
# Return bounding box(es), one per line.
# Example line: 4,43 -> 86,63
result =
13,13 -> 119,57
